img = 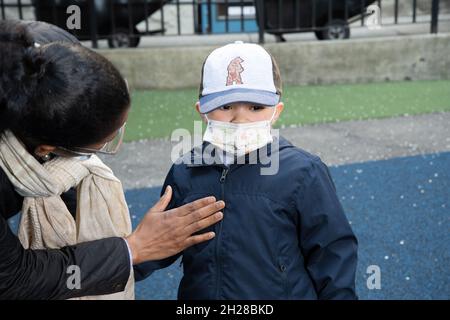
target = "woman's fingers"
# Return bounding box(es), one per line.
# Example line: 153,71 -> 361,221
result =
149,185 -> 173,213
183,232 -> 216,249
173,196 -> 219,217
183,211 -> 223,236
182,200 -> 225,226
128,194 -> 224,264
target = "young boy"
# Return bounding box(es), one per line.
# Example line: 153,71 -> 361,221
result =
137,41 -> 358,300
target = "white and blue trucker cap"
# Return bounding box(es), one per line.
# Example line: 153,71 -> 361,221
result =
199,41 -> 281,114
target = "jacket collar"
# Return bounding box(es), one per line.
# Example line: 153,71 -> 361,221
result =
185,136 -> 294,168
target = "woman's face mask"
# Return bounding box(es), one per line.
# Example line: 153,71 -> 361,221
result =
203,109 -> 276,155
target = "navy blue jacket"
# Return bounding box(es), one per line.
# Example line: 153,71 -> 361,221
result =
136,137 -> 358,300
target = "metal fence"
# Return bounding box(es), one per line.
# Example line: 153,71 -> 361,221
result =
0,0 -> 445,48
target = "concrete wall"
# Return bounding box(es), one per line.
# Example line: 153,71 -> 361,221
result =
99,33 -> 450,90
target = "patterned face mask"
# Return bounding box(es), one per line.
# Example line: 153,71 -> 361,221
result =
203,109 -> 276,155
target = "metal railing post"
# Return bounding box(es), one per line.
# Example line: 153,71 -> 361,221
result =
0,0 -> 5,20
88,0 -> 98,48
207,0 -> 212,34
256,0 -> 265,44
431,0 -> 440,33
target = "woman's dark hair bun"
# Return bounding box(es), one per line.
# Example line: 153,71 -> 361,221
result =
1,20 -> 130,149
0,20 -> 53,133
23,47 -> 48,80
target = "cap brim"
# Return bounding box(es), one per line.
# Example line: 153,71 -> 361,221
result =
199,88 -> 280,114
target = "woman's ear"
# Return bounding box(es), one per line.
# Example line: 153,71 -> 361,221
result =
34,145 -> 56,157
272,102 -> 284,124
195,102 -> 207,123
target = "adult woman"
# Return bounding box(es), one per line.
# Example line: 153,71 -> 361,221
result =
0,20 -> 224,299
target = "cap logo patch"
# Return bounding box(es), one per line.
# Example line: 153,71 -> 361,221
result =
226,57 -> 244,86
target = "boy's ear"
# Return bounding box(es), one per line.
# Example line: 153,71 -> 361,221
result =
195,102 -> 208,123
272,102 -> 284,124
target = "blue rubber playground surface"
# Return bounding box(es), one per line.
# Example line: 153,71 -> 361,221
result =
126,152 -> 450,300
7,152 -> 449,299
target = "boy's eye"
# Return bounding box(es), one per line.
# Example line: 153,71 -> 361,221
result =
219,105 -> 266,111
250,105 -> 266,111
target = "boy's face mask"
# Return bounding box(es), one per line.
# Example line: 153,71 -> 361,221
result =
203,108 -> 276,155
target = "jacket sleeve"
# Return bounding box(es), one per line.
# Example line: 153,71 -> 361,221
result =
0,213 -> 131,300
294,159 -> 358,300
134,165 -> 183,281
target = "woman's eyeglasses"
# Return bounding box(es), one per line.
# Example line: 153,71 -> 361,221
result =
56,122 -> 126,157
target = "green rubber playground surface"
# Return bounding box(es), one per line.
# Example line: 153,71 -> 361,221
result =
125,80 -> 450,141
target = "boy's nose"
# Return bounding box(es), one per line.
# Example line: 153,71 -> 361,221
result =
231,116 -> 248,123
230,105 -> 250,123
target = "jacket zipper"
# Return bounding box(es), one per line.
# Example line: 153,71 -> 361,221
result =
279,261 -> 289,299
215,167 -> 229,299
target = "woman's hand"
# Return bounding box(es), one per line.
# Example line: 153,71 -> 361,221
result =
125,186 -> 224,265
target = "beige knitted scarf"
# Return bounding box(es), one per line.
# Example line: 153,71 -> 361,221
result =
0,130 -> 134,300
